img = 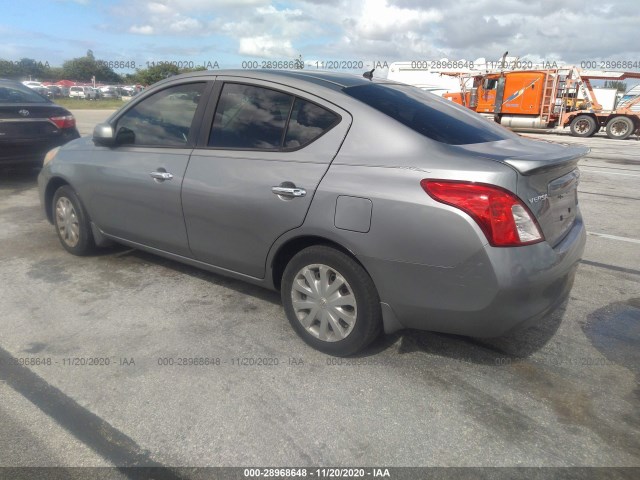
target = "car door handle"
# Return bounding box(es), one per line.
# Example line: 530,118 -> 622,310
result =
272,186 -> 306,198
150,171 -> 174,181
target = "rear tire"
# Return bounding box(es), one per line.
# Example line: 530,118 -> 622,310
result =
53,185 -> 96,256
606,116 -> 634,140
570,115 -> 597,137
281,246 -> 382,356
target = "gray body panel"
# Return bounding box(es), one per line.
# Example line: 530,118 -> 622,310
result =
81,145 -> 193,256
181,78 -> 352,278
38,69 -> 588,339
182,154 -> 330,278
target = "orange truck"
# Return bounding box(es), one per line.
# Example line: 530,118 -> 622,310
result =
444,68 -> 640,139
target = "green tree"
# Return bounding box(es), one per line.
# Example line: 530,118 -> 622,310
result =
0,57 -> 52,80
61,54 -> 121,83
0,59 -> 19,79
132,63 -> 181,85
180,66 -> 207,74
47,67 -> 65,82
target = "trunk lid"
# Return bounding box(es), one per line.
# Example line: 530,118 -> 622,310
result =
453,137 -> 588,246
0,104 -> 68,140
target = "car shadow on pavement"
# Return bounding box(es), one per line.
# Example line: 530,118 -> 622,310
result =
0,166 -> 41,193
364,303 -> 567,365
119,249 -> 283,306
101,245 -> 565,364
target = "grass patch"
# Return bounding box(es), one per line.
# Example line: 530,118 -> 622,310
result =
54,98 -> 128,110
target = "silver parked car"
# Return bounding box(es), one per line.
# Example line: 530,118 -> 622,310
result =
38,70 -> 587,356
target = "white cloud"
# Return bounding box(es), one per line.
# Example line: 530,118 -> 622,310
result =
168,17 -> 203,33
349,0 -> 442,39
130,25 -> 154,35
55,0 -> 640,64
147,2 -> 171,14
255,5 -> 303,17
170,0 -> 268,8
239,35 -> 296,58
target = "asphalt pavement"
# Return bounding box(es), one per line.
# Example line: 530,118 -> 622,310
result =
0,111 -> 638,475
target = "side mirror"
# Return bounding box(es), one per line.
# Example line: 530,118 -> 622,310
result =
92,123 -> 115,146
115,126 -> 135,145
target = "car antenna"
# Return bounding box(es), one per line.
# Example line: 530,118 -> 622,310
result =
363,68 -> 375,81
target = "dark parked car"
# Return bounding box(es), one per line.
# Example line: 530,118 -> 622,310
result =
38,70 -> 587,355
0,79 -> 80,167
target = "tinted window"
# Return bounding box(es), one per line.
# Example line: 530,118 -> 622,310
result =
115,83 -> 205,146
209,84 -> 293,149
284,98 -> 339,148
343,84 -> 512,145
484,79 -> 498,90
0,83 -> 49,104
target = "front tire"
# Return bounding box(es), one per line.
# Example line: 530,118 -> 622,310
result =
281,246 -> 382,356
53,185 -> 96,256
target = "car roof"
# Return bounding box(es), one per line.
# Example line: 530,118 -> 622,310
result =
152,69 -> 402,93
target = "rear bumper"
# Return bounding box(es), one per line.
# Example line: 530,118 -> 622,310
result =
361,215 -> 586,337
0,129 -> 80,166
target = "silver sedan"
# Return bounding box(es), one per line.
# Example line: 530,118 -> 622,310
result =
38,70 -> 587,356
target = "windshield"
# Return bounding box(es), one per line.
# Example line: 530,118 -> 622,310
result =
0,82 -> 50,104
343,83 -> 514,145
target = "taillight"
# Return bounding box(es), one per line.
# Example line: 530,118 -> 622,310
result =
420,180 -> 544,247
49,115 -> 76,129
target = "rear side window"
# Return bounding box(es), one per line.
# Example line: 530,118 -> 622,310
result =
209,83 -> 340,150
343,84 -> 512,145
209,84 -> 293,149
284,98 -> 339,148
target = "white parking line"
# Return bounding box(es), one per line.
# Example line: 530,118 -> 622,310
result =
588,232 -> 640,244
581,168 -> 640,178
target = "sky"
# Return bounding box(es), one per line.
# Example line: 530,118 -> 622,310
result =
1,0 -> 639,76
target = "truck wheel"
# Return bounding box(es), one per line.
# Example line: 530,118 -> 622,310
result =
570,115 -> 597,137
606,116 -> 634,140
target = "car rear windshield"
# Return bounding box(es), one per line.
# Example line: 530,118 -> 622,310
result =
343,83 -> 512,145
0,83 -> 50,104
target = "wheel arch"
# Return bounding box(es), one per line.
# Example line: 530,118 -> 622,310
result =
566,112 -> 598,124
269,234 -> 370,292
43,177 -> 71,224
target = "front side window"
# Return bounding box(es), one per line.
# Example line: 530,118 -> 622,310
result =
115,83 -> 205,147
